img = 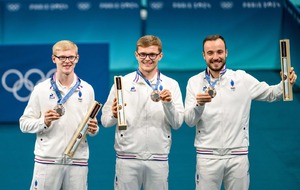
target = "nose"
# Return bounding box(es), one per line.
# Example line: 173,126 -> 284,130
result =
144,55 -> 152,60
65,57 -> 73,62
212,52 -> 219,59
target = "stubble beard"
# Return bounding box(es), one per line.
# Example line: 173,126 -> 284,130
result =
208,61 -> 226,72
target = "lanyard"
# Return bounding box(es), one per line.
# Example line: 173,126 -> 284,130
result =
50,73 -> 81,105
204,66 -> 227,88
136,69 -> 161,91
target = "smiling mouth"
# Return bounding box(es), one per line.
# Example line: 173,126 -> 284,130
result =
63,64 -> 72,68
143,61 -> 153,66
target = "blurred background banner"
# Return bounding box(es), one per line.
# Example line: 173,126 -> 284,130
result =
282,0 -> 300,78
1,0 -> 298,72
147,0 -> 282,70
0,43 -> 109,122
0,0 -> 141,71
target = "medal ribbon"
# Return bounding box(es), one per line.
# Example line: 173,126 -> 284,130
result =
50,73 -> 81,105
136,69 -> 161,91
204,66 -> 227,88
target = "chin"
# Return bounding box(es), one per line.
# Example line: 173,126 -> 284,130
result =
210,63 -> 225,72
62,71 -> 72,76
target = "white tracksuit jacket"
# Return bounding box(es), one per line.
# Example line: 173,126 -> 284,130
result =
185,69 -> 283,156
101,71 -> 184,160
19,75 -> 96,165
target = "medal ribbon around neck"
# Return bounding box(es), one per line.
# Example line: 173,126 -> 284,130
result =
204,65 -> 227,88
136,69 -> 161,91
50,73 -> 81,105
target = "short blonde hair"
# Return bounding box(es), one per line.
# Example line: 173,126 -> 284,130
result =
136,35 -> 162,52
52,40 -> 78,55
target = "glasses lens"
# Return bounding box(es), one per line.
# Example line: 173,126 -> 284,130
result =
56,55 -> 76,61
149,54 -> 157,59
58,56 -> 66,61
138,53 -> 159,60
139,53 -> 147,59
68,56 -> 76,61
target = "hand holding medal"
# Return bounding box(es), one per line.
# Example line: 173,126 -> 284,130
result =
159,89 -> 172,102
46,72 -> 81,128
196,92 -> 212,106
44,109 -> 61,127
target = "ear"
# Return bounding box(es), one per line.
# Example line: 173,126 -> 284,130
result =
159,52 -> 163,61
134,51 -> 139,60
225,50 -> 228,57
52,55 -> 56,63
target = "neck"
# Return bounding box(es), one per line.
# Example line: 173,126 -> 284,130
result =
56,72 -> 74,88
209,70 -> 220,79
139,69 -> 157,80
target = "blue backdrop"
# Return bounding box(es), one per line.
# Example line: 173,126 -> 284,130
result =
0,43 -> 109,122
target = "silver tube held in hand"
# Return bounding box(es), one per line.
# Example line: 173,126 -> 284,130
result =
280,39 -> 293,101
64,101 -> 102,157
114,76 -> 127,130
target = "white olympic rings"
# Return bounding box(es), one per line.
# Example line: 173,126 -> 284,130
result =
2,68 -> 56,102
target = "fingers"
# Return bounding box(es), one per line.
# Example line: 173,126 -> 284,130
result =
160,89 -> 172,102
112,98 -> 118,118
44,109 -> 60,127
88,119 -> 98,134
196,93 -> 212,106
289,67 -> 297,85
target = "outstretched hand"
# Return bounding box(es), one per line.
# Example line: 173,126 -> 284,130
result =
288,67 -> 297,85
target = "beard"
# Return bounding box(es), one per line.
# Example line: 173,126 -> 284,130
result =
207,60 -> 226,72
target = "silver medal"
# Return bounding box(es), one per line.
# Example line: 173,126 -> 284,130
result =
54,104 -> 65,116
151,90 -> 160,102
206,87 -> 216,98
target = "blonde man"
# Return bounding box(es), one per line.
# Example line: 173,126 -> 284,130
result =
20,40 -> 99,190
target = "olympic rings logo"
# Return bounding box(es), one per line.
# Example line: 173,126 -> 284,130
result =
2,68 -> 56,102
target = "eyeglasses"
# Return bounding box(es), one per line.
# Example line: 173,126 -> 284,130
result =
54,55 -> 77,62
137,52 -> 161,60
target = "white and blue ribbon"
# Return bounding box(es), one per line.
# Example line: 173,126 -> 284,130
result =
50,73 -> 81,105
136,69 -> 162,91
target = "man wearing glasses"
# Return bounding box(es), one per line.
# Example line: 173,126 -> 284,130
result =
20,40 -> 99,190
101,35 -> 184,190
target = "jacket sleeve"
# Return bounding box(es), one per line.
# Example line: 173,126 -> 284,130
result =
184,77 -> 205,128
162,81 -> 184,130
19,86 -> 47,134
241,70 -> 283,101
100,85 -> 118,128
87,87 -> 100,137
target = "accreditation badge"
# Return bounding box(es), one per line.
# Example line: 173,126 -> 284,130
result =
151,90 -> 161,102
